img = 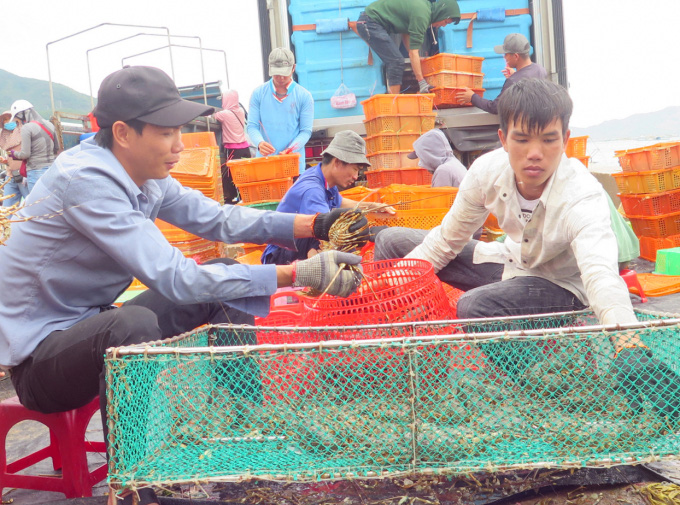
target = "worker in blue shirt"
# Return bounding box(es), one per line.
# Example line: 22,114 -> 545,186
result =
246,47 -> 314,174
262,130 -> 395,265
0,66 -> 366,505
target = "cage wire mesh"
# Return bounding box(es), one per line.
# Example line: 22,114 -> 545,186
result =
105,309 -> 680,490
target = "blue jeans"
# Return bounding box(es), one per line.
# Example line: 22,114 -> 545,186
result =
2,175 -> 29,207
26,167 -> 49,193
356,12 -> 405,87
374,227 -> 587,319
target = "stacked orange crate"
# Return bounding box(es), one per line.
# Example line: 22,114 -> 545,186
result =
421,53 -> 485,109
361,94 -> 436,188
565,135 -> 590,167
613,142 -> 680,261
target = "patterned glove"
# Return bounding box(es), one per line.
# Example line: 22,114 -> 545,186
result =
418,79 -> 435,93
615,346 -> 680,424
293,251 -> 363,297
312,209 -> 369,243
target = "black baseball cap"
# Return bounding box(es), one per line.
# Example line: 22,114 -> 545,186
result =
93,66 -> 214,128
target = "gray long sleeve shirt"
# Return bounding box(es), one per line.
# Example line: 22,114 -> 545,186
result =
471,63 -> 548,115
13,122 -> 56,171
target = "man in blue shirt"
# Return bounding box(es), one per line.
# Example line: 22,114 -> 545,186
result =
0,66 -> 365,505
262,130 -> 395,265
246,48 -> 314,174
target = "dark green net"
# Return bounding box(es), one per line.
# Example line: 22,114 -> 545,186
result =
105,309 -> 680,489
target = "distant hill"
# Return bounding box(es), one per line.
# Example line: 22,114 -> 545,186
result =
0,69 -> 92,119
572,106 -> 680,141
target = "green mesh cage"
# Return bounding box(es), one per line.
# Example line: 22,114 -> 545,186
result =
105,309 -> 680,490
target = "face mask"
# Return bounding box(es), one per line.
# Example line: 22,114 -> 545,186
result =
3,122 -> 16,131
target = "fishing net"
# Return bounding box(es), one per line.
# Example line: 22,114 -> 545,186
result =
105,309 -> 680,490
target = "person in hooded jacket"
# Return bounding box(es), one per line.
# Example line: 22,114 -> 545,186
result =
6,100 -> 57,194
407,128 -> 467,187
214,90 -> 250,202
0,111 -> 28,207
356,0 -> 461,94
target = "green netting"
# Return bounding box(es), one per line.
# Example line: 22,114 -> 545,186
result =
105,309 -> 680,489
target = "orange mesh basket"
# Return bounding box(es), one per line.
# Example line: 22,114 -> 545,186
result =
627,210 -> 680,238
421,53 -> 484,74
565,136 -> 589,158
612,167 -> 680,195
181,132 -> 218,148
228,154 -> 300,184
432,87 -> 485,109
379,184 -> 458,210
639,234 -> 680,261
339,186 -> 381,203
365,133 -> 420,153
172,147 -> 219,178
364,114 -> 436,136
424,71 -> 484,89
368,208 -> 448,230
619,188 -> 680,217
236,177 -> 294,204
361,94 -> 434,121
366,150 -> 420,170
615,142 -> 680,172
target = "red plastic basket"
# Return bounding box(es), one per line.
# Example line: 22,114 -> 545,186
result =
627,211 -> 680,238
619,188 -> 680,217
639,234 -> 680,261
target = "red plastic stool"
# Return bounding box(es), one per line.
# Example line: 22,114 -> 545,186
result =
620,268 -> 648,303
0,395 -> 107,499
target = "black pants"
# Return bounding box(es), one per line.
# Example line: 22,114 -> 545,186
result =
10,258 -> 254,444
222,147 -> 251,203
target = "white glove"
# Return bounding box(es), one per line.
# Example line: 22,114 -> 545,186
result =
293,251 -> 363,297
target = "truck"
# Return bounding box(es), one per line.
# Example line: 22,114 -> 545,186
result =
256,0 -> 567,166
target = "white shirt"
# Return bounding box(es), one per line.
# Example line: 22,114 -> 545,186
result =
407,148 -> 637,326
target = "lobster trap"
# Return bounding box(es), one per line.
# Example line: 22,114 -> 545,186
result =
105,309 -> 680,491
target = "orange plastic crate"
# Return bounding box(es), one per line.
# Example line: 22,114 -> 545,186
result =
613,166 -> 680,195
180,131 -> 218,148
368,207 -> 448,230
424,71 -> 484,89
365,168 -> 433,188
576,156 -> 590,168
361,94 -> 435,121
619,188 -> 680,217
363,114 -> 436,136
228,154 -> 299,184
365,170 -> 384,188
339,186 -> 381,203
379,184 -> 457,210
365,133 -> 420,153
566,135 -> 588,158
432,87 -> 485,109
616,142 -> 680,172
367,150 -> 420,170
639,234 -> 680,261
421,53 -> 484,74
627,210 -> 680,238
236,177 -> 294,204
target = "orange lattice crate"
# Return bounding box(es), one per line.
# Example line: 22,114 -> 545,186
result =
619,188 -> 680,217
612,166 -> 680,195
180,132 -> 218,148
368,208 -> 448,230
365,168 -> 432,188
365,133 -> 420,153
566,136 -> 588,158
236,177 -> 294,204
616,142 -> 680,172
424,71 -> 484,89
364,114 -> 436,136
361,94 -> 434,121
379,184 -> 457,210
627,210 -> 680,238
432,87 -> 485,109
367,150 -> 420,170
639,234 -> 680,261
228,154 -> 299,184
339,186 -> 381,203
421,53 -> 484,74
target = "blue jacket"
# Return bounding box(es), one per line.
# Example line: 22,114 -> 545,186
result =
246,79 -> 314,174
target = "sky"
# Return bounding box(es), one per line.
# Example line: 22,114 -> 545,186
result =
1,0 -> 679,128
